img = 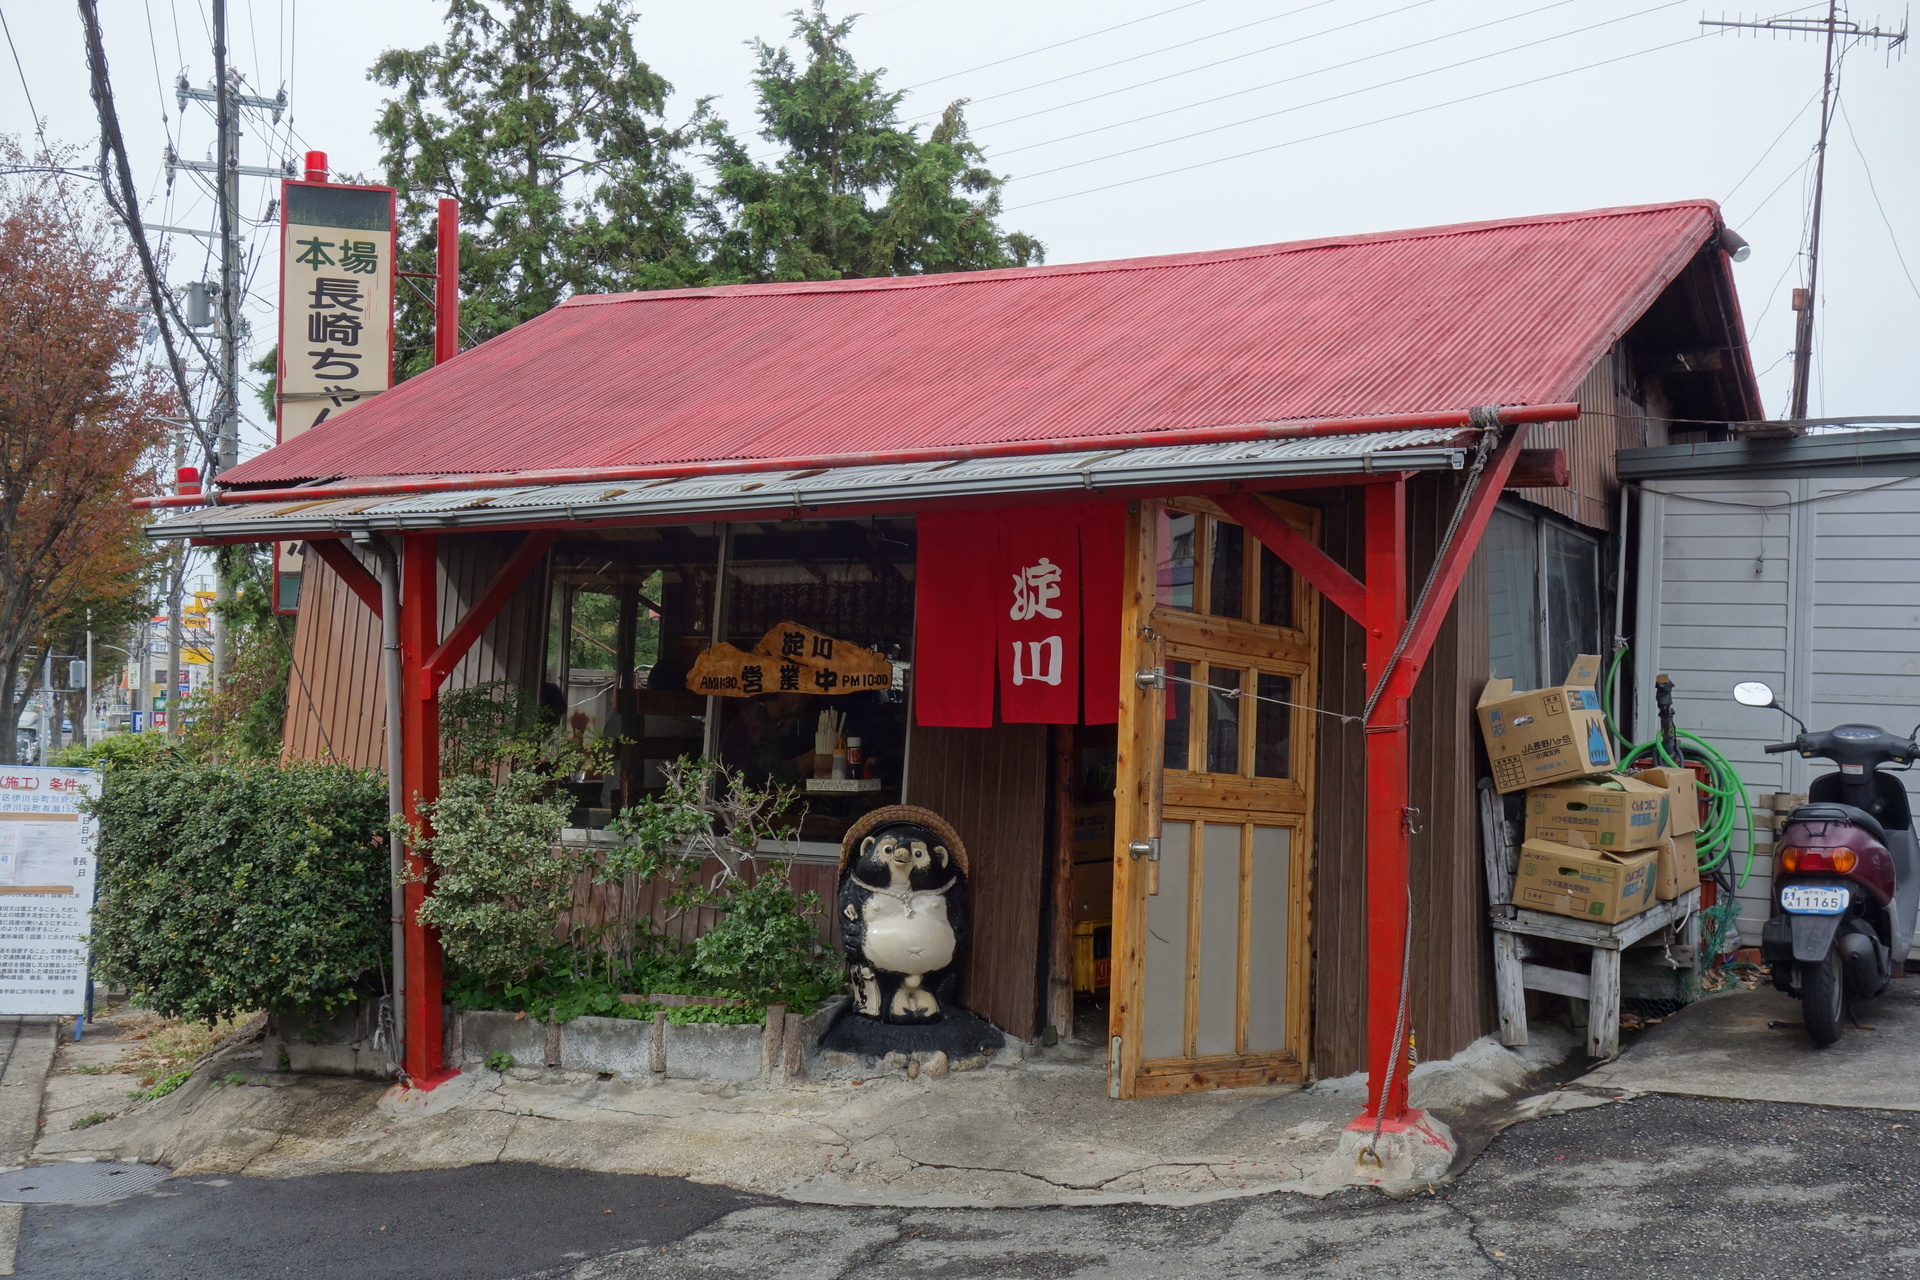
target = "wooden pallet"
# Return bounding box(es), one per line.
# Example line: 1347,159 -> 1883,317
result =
1479,779 -> 1702,1060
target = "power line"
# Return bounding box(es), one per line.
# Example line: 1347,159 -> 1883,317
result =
974,0 -> 1445,134
1836,95 -> 1920,304
919,0 -> 1355,120
1007,0 -> 1690,187
990,0 -> 1587,159
1720,86 -> 1819,206
1,6 -> 47,143
1009,31 -> 1704,210
901,0 -> 1227,92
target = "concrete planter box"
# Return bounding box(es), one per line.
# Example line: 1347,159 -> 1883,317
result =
263,1000 -> 391,1080
449,995 -> 850,1083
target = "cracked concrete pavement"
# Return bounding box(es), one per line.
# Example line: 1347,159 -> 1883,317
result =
34,1020 -> 1575,1207
16,1093 -> 1920,1279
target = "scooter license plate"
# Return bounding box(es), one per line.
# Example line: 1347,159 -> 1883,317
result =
1781,886 -> 1850,915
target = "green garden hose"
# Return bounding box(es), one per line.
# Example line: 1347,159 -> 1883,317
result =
1601,646 -> 1757,889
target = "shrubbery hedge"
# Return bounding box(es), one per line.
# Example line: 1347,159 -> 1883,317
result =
89,761 -> 389,1023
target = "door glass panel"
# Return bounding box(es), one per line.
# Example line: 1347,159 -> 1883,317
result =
1545,523 -> 1600,682
1245,826 -> 1291,1053
1485,508 -> 1540,689
1165,660 -> 1193,771
1208,519 -> 1245,620
1206,667 -> 1244,774
1258,545 -> 1294,629
1254,673 -> 1293,779
1196,822 -> 1242,1057
1142,821 -> 1192,1062
1157,510 -> 1196,611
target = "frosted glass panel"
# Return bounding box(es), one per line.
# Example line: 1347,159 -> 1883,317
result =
1245,825 -> 1292,1054
1196,822 -> 1242,1056
1142,821 -> 1192,1062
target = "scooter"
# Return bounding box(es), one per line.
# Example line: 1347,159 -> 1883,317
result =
1734,680 -> 1920,1046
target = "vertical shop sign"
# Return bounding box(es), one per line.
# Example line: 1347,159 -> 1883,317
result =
0,767 -> 98,1016
998,509 -> 1082,723
275,180 -> 395,613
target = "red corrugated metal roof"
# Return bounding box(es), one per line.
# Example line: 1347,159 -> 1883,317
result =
226,201 -> 1731,486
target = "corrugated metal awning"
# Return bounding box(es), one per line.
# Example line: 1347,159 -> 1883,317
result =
147,428 -> 1472,542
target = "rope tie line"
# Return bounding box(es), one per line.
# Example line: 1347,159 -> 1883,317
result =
1160,671 -> 1363,726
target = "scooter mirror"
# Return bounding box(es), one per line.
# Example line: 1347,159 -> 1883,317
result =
1732,680 -> 1776,708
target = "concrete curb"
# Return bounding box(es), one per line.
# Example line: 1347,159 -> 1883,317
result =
0,1018 -> 61,1276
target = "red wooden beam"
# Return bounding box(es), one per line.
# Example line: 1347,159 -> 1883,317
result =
1505,447 -> 1567,488
1379,426 -> 1530,705
397,533 -> 455,1088
1359,478 -> 1411,1127
1215,493 -> 1368,624
424,531 -> 556,691
306,538 -> 383,618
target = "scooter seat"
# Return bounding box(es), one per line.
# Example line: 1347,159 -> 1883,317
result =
1789,802 -> 1888,846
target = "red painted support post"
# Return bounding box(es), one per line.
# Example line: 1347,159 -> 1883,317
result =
1361,478 -> 1411,1126
434,199 -> 459,367
398,533 -> 453,1087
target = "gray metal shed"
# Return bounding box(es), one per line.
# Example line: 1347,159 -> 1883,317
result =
1621,428 -> 1920,946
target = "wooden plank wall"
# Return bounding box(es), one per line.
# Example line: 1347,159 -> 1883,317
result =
1507,343 -> 1660,533
282,533 -> 550,767
558,854 -> 842,959
1309,474 -> 1495,1077
906,724 -> 1050,1041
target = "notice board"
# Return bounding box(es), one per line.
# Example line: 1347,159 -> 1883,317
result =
0,767 -> 98,1016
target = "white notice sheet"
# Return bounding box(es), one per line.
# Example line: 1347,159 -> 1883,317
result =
0,767 -> 98,1016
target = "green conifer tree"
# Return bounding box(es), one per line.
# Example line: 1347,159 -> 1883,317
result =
372,0 -> 718,377
711,2 -> 1042,282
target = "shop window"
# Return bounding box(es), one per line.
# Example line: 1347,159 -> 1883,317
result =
1486,504 -> 1603,689
1164,659 -> 1194,770
1156,507 -> 1303,630
1205,666 -> 1244,774
544,518 -> 916,846
1253,673 -> 1293,779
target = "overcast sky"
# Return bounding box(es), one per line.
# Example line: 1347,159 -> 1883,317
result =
4,0 -> 1916,459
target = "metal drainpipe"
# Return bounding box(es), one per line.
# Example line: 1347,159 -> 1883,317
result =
361,533 -> 407,1072
1613,482 -> 1632,740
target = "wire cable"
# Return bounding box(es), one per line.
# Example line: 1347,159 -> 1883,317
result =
1008,0 -> 1689,185
1836,95 -> 1920,304
1721,85 -> 1820,206
1010,29 -> 1703,209
901,0 -> 1227,91
990,0 -> 1586,158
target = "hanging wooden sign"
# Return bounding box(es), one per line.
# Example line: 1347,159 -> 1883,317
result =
686,622 -> 893,697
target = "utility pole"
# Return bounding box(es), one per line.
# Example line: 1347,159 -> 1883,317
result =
1704,5 -> 1907,419
168,6 -> 288,694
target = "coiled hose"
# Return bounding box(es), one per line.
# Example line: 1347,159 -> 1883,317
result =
1601,646 -> 1756,890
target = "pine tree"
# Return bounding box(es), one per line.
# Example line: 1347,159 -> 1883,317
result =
711,2 -> 1042,282
372,0 -> 717,377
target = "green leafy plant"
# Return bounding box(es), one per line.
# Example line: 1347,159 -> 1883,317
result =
88,760 -> 390,1023
485,1051 -> 515,1072
129,1069 -> 191,1102
53,730 -> 178,772
414,771 -> 576,983
691,865 -> 836,1007
70,1111 -> 117,1130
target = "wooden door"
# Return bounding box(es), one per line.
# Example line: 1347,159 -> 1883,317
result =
1109,497 -> 1320,1097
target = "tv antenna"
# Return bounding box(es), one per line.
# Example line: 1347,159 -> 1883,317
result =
1703,4 -> 1908,418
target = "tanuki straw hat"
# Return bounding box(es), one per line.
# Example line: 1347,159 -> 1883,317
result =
839,805 -> 969,878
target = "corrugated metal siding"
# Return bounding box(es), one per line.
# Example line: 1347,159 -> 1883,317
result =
225,203 -> 1720,486
283,547 -> 384,767
1512,353 -> 1617,530
1310,477 -> 1496,1078
281,533 -> 549,768
1635,475 -> 1920,947
907,724 -> 1050,1041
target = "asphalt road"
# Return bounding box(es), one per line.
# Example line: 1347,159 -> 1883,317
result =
19,1094 -> 1920,1279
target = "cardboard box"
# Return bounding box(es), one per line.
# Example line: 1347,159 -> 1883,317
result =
1633,767 -> 1701,837
1512,835 -> 1658,924
1655,831 -> 1701,901
1477,655 -> 1616,793
1525,773 -> 1669,851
